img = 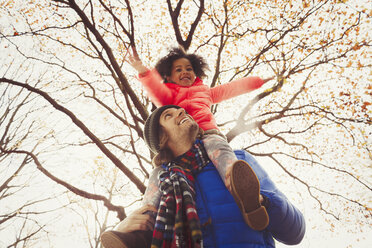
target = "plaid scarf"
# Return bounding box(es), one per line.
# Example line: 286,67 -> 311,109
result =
152,139 -> 210,248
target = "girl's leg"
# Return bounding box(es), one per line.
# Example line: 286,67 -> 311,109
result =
202,132 -> 237,185
203,132 -> 269,231
141,166 -> 162,209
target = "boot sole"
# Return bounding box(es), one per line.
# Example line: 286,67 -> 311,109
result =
230,160 -> 269,231
101,231 -> 128,248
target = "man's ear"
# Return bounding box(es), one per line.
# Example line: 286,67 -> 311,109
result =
159,128 -> 168,149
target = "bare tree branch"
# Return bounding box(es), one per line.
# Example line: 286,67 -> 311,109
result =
0,77 -> 146,194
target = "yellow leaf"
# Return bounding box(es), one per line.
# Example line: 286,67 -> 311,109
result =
357,61 -> 363,69
264,88 -> 273,93
319,17 -> 324,25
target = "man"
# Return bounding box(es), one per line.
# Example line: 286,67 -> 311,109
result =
101,105 -> 305,248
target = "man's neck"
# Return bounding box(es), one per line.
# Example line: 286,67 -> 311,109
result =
169,139 -> 195,157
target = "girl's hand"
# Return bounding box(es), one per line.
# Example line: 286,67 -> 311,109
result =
262,76 -> 274,84
127,47 -> 149,74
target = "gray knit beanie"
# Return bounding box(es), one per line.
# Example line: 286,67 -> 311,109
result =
144,105 -> 181,154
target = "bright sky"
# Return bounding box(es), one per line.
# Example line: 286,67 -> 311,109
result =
0,0 -> 371,248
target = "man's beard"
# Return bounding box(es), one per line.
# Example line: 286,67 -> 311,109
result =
186,121 -> 200,143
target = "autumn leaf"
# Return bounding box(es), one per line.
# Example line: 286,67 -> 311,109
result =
357,61 -> 363,69
264,88 -> 273,93
361,102 -> 371,111
302,1 -> 310,8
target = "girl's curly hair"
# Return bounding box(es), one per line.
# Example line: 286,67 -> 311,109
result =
155,47 -> 209,82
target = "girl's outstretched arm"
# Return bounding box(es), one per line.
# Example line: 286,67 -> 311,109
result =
138,70 -> 174,107
127,47 -> 149,75
263,76 -> 274,83
210,76 -> 267,104
126,48 -> 174,107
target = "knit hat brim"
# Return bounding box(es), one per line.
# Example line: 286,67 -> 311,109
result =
144,105 -> 181,154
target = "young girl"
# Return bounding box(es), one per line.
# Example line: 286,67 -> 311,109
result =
130,47 -> 273,231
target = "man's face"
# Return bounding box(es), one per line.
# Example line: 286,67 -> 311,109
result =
159,107 -> 198,148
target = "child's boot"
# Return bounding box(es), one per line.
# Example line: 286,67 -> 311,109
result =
229,160 -> 269,231
100,230 -> 152,248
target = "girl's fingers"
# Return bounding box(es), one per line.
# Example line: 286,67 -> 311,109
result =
125,46 -> 139,64
263,76 -> 275,83
132,46 -> 139,60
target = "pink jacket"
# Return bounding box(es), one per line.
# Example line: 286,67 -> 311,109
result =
139,69 -> 264,131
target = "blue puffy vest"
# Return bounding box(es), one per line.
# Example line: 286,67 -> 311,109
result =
194,150 -> 305,248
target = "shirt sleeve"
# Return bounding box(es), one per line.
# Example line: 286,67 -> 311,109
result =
261,190 -> 306,245
138,69 -> 174,107
210,76 -> 264,104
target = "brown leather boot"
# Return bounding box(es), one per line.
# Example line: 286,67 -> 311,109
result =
100,230 -> 152,248
230,160 -> 269,231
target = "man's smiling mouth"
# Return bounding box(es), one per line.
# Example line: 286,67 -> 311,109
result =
179,117 -> 189,125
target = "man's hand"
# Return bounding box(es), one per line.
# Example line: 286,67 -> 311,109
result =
127,47 -> 149,74
116,205 -> 157,233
